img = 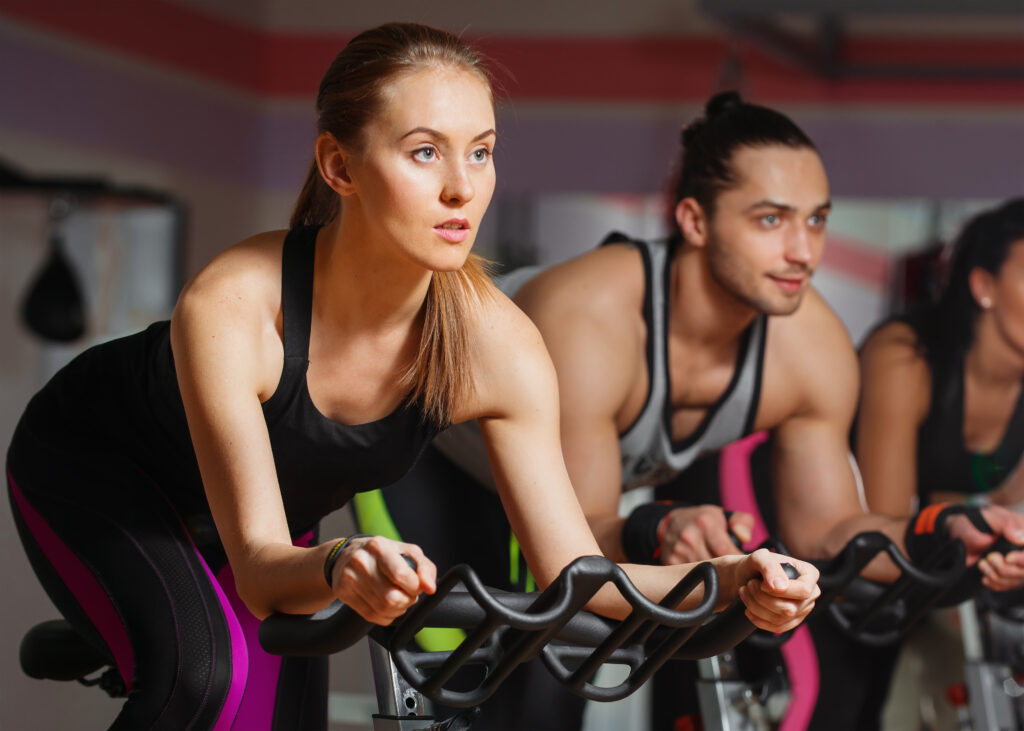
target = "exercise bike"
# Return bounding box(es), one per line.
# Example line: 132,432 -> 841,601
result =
20,553 -> 775,730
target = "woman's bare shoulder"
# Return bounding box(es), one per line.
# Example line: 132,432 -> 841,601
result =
457,288 -> 556,421
177,230 -> 287,314
860,320 -> 928,372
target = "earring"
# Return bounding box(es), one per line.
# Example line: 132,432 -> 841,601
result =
981,297 -> 993,309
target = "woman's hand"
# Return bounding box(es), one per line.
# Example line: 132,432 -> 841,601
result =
330,536 -> 437,625
724,549 -> 821,634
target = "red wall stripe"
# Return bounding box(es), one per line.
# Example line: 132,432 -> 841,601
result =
1,0 -> 1022,104
823,233 -> 891,288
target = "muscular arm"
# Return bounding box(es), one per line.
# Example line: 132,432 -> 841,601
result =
769,296 -> 909,580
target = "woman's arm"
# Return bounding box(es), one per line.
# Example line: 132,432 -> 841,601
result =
462,296 -> 819,628
855,322 -> 932,518
171,240 -> 433,621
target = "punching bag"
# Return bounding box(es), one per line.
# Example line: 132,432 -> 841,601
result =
20,228 -> 86,342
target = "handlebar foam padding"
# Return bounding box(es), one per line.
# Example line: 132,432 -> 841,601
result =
259,601 -> 373,656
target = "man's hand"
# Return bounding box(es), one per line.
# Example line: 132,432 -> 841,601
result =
948,506 -> 1024,591
659,506 -> 754,564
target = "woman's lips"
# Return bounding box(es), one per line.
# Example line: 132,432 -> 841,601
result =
434,219 -> 470,243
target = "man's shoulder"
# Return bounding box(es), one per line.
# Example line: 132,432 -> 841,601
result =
769,287 -> 854,356
515,242 -> 649,332
762,287 -> 859,422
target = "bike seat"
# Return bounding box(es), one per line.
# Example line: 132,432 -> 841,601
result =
20,619 -> 112,681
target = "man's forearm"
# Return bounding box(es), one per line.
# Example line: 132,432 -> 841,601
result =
780,511 -> 908,583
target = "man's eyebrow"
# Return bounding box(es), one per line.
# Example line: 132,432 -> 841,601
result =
744,199 -> 797,213
743,199 -> 832,213
399,127 -> 496,143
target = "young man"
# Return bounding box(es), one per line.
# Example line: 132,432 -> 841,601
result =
362,91 -> 1024,730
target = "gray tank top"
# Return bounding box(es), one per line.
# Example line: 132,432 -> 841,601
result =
432,234 -> 767,492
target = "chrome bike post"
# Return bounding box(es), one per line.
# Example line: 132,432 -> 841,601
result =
697,651 -> 770,731
368,637 -> 436,731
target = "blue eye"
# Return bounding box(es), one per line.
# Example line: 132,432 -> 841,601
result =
809,214 -> 828,227
470,148 -> 491,164
413,147 -> 437,162
760,214 -> 779,226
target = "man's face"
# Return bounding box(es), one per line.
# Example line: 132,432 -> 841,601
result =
702,145 -> 831,316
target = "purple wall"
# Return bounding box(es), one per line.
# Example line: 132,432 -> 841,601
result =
2,24 -> 1022,200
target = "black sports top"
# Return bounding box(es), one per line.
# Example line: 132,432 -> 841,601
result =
901,316 -> 1024,499
12,225 -> 438,538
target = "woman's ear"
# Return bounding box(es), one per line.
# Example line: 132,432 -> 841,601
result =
315,133 -> 356,197
675,198 -> 709,248
968,267 -> 996,310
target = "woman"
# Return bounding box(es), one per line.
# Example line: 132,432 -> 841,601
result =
855,198 -> 1024,728
858,199 -> 1024,545
7,23 -> 819,729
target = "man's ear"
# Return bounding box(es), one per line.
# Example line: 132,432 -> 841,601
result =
315,132 -> 356,197
675,197 -> 709,248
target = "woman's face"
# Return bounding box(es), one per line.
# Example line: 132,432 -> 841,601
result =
984,239 -> 1024,355
345,65 -> 496,272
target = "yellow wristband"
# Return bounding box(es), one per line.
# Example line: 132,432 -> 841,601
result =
323,533 -> 370,589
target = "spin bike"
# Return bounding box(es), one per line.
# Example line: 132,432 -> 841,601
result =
20,553 -> 778,730
259,553 -> 794,730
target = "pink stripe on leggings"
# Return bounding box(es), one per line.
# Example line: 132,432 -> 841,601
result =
719,433 -> 819,731
7,468 -> 136,691
187,546 -> 248,731
212,531 -> 314,731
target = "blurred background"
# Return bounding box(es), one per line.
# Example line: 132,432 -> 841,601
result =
0,1 -> 1022,728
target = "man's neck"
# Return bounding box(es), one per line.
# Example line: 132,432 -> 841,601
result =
669,246 -> 760,349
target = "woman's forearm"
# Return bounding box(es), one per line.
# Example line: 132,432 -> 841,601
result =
235,541 -> 339,619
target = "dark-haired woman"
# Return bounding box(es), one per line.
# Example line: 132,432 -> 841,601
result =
6,25 -> 821,730
855,199 -> 1024,726
858,198 -> 1024,523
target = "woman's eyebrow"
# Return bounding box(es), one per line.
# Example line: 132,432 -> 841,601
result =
400,127 -> 496,143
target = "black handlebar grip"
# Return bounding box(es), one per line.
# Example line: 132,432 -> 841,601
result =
987,537 -> 1021,557
259,601 -> 373,656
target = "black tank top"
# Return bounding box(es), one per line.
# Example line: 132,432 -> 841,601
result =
11,225 -> 438,539
900,316 -> 1024,499
260,226 -> 439,530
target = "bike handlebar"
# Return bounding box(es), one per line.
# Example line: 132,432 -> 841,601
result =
260,554 -> 768,706
813,531 -> 968,646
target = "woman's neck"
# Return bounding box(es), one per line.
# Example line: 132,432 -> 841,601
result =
314,217 -> 432,335
966,314 -> 1024,388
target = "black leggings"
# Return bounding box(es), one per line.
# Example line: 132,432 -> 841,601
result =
7,431 -> 326,731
